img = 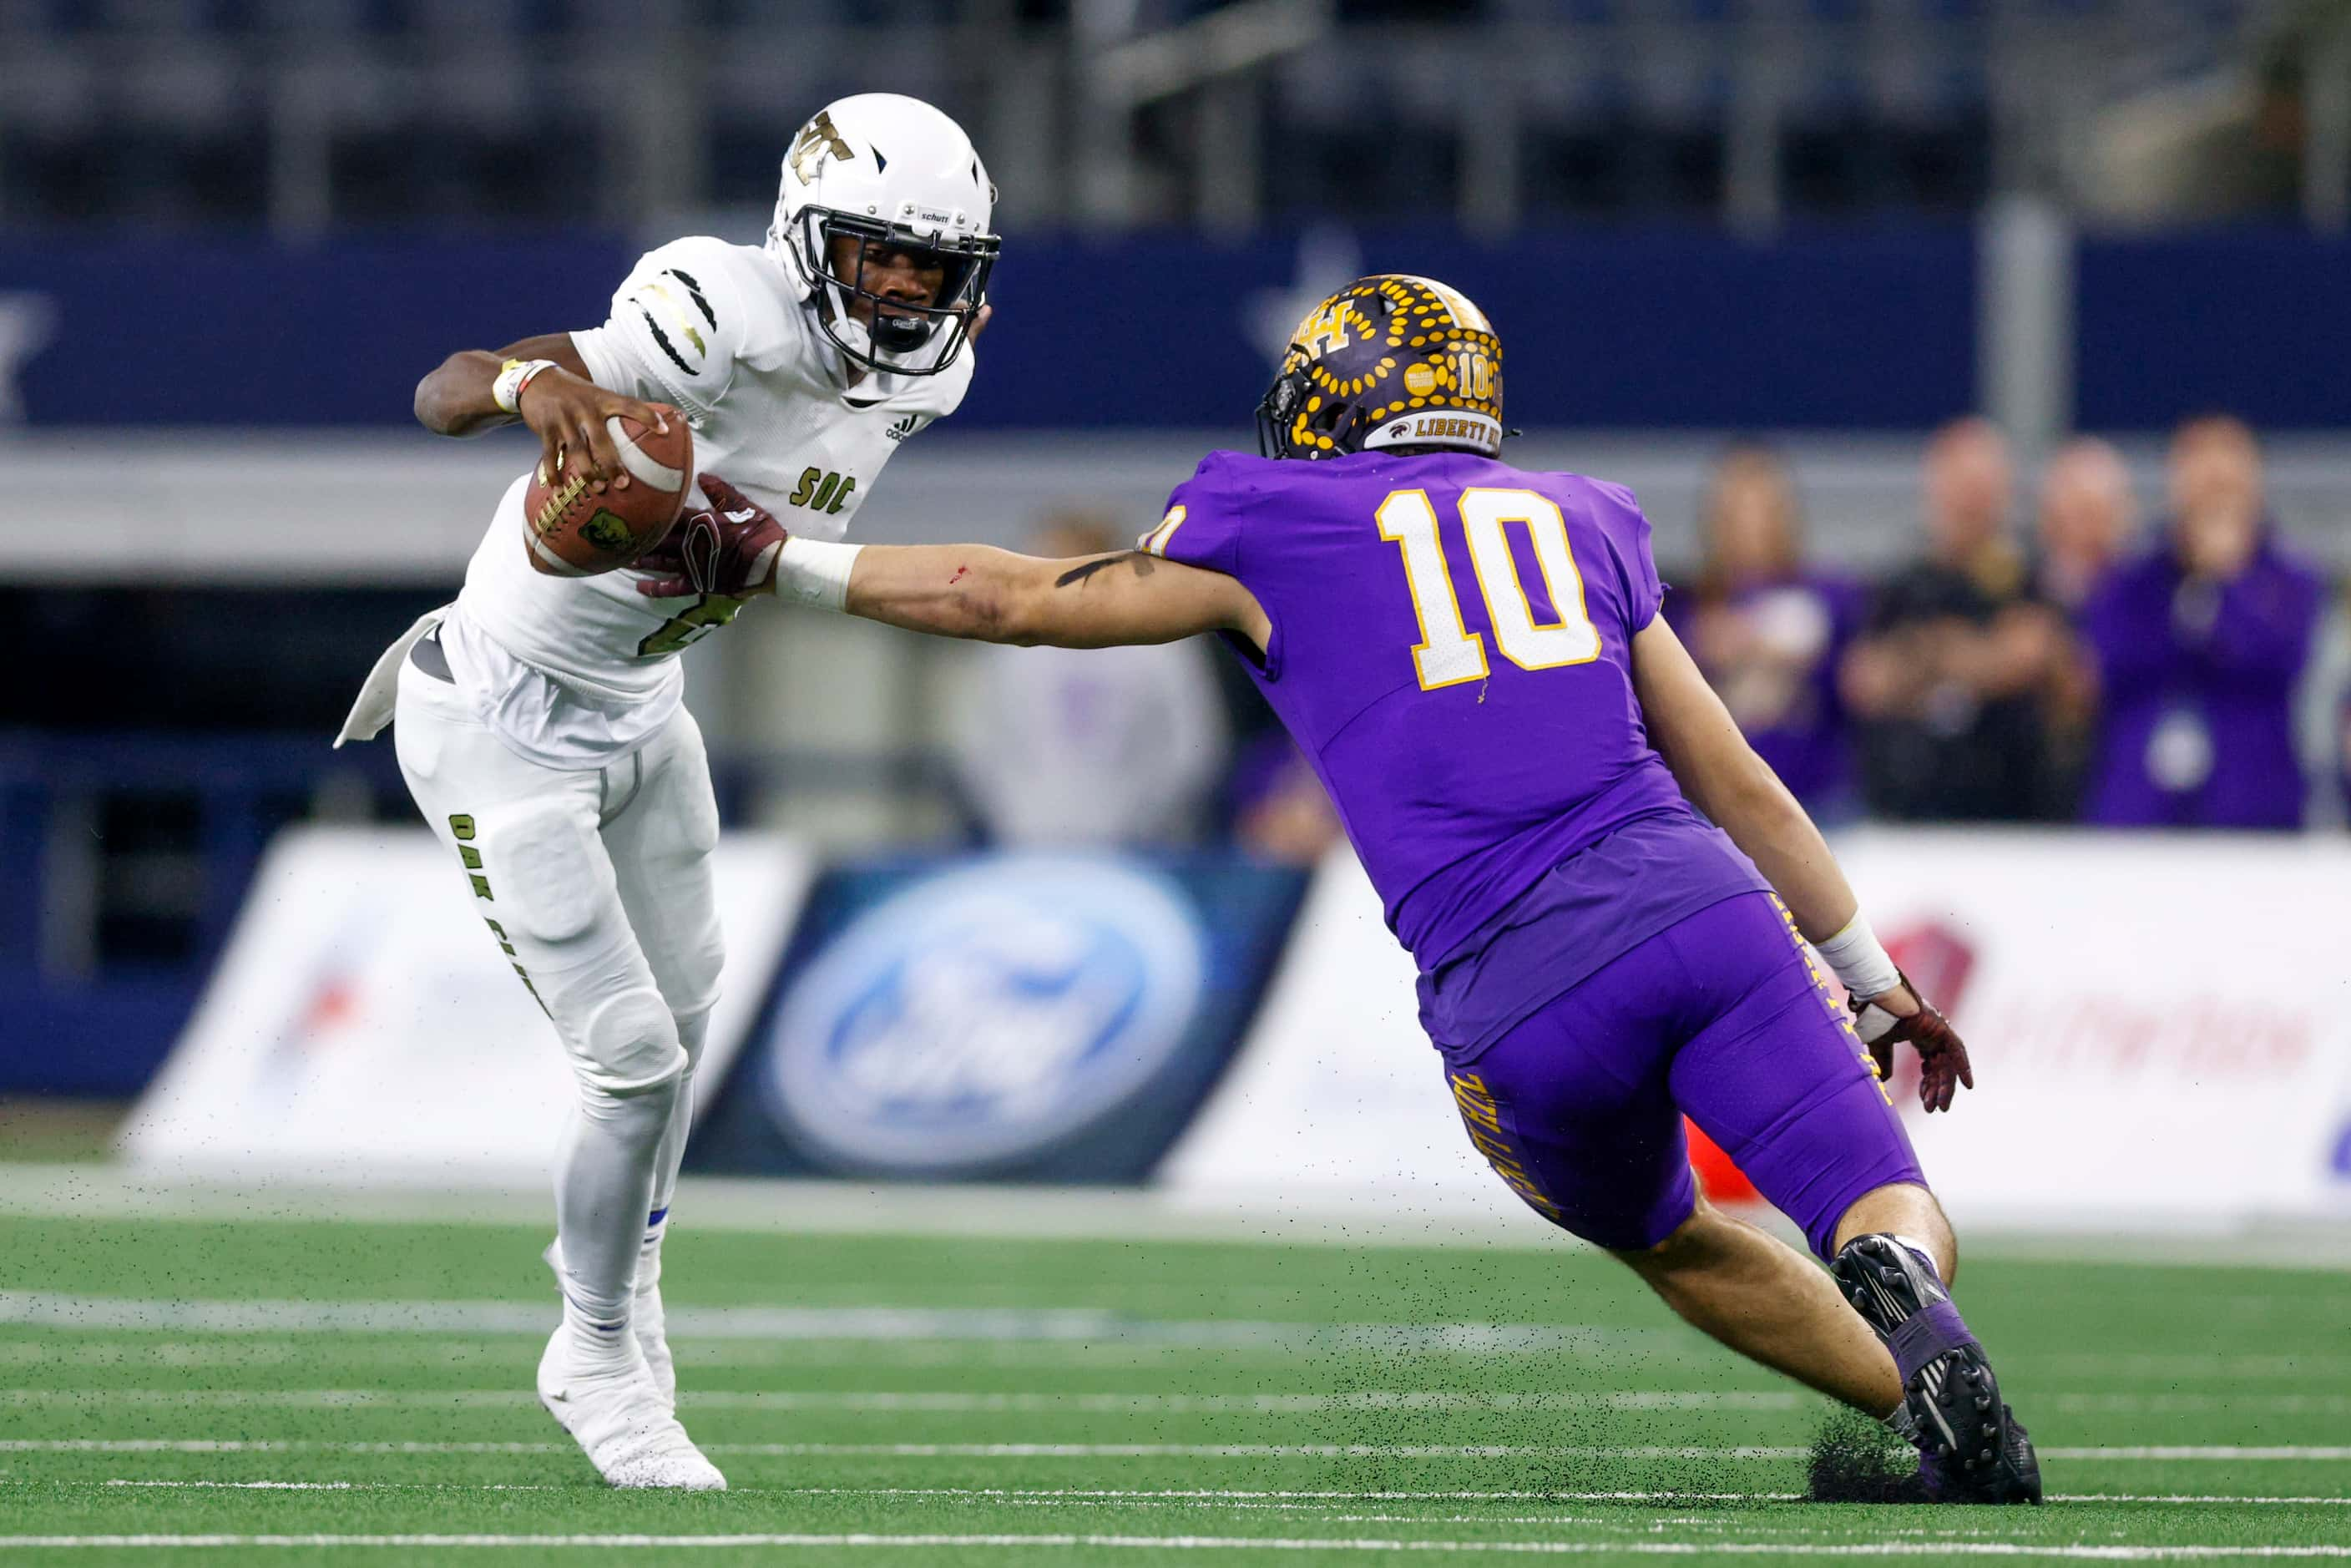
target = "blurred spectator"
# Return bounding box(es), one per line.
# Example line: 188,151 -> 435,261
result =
2033,438 -> 2136,614
948,510 -> 1230,847
1669,444 -> 1862,817
1840,417 -> 2069,821
2081,416 -> 2326,830
2031,438 -> 2138,817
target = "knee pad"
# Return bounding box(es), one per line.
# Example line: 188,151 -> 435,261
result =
574,985 -> 687,1098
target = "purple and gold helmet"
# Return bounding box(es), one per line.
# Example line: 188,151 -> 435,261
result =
1256,275 -> 1504,462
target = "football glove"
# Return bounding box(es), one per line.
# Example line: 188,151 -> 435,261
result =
1850,973 -> 1975,1114
634,473 -> 786,599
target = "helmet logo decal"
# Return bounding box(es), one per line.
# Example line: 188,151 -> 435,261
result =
872,149 -> 888,173
1292,298 -> 1359,358
791,110 -> 854,185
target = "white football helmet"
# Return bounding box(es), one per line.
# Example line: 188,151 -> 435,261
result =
766,93 -> 999,377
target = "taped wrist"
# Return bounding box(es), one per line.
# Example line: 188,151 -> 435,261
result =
493,357 -> 559,415
1814,913 -> 1901,1003
774,537 -> 862,611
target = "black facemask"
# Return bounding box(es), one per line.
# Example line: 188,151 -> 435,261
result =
800,208 -> 998,377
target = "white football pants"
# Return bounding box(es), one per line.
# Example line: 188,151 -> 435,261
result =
393,655 -> 723,1326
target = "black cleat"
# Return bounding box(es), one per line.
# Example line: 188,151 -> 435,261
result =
1831,1234 -> 2043,1505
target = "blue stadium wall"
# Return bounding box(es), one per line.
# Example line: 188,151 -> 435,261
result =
6,225 -> 2346,432
8,225 -> 1969,431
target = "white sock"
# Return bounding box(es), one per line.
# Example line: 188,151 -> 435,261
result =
553,1075 -> 678,1356
559,1293 -> 635,1366
638,1009 -> 705,1295
1893,1233 -> 1945,1282
639,1206 -> 669,1292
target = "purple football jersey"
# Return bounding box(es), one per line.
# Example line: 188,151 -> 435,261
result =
1152,448 -> 1767,1060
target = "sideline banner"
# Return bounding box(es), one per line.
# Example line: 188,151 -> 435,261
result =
118,827 -> 811,1181
690,852 -> 1307,1183
1163,831 -> 2351,1226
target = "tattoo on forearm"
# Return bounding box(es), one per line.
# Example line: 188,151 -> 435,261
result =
1054,552 -> 1157,589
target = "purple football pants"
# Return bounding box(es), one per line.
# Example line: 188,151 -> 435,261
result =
1443,890 -> 1926,1258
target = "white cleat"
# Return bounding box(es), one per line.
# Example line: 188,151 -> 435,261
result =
545,1239 -> 676,1414
536,1327 -> 726,1491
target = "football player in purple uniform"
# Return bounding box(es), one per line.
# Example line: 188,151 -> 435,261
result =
643,276 -> 2040,1504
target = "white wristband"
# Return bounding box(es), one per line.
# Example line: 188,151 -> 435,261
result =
774,536 -> 862,611
492,357 -> 558,415
1813,913 -> 1901,1002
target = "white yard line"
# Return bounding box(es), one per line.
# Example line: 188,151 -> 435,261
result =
15,1482 -> 2348,1506
12,1338 -> 2348,1385
10,1388 -> 2350,1416
0,1388 -> 1808,1413
0,1293 -> 1659,1353
3,1439 -> 2347,1461
0,1440 -> 1811,1459
2,1533 -> 2350,1556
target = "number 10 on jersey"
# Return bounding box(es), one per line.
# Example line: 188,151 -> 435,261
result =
1377,487 -> 1604,690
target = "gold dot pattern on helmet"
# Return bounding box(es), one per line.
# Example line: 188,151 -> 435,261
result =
1272,274 -> 1504,458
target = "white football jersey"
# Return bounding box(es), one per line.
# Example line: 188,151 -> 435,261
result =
443,235 -> 972,769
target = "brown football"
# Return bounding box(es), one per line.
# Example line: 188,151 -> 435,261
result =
520,410 -> 693,576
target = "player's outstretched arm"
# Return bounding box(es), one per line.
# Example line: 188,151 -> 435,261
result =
1630,614 -> 1974,1110
845,544 -> 1270,651
413,332 -> 673,493
636,476 -> 1272,650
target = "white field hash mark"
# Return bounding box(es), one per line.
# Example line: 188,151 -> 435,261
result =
10,1388 -> 2351,1416
3,1535 -> 2351,1556
3,1439 -> 2349,1461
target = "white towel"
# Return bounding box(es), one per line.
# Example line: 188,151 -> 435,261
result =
332,605 -> 452,748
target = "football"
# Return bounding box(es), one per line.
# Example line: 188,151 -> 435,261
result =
520,410 -> 693,576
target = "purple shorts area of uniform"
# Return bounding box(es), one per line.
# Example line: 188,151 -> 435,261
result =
1443,888 -> 1927,1258
1416,810 -> 1769,1063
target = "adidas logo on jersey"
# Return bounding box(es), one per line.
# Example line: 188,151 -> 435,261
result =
884,413 -> 924,443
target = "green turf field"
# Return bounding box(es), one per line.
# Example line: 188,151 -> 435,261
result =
1,1194 -> 2346,1565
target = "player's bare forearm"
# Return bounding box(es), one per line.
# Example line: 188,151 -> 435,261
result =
840,545 -> 1053,643
413,334 -> 589,437
844,545 -> 1267,651
415,333 -> 673,491
1630,616 -> 1858,943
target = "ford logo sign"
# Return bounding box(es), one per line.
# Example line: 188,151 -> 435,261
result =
760,854 -> 1209,1175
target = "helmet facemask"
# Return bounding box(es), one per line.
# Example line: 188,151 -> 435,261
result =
1256,350 -> 1360,460
789,207 -> 996,377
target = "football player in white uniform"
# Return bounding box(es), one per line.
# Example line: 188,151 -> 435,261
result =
336,93 -> 999,1490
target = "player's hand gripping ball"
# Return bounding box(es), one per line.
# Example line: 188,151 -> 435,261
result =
634,474 -> 789,599
520,410 -> 694,576
1849,971 -> 1975,1115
